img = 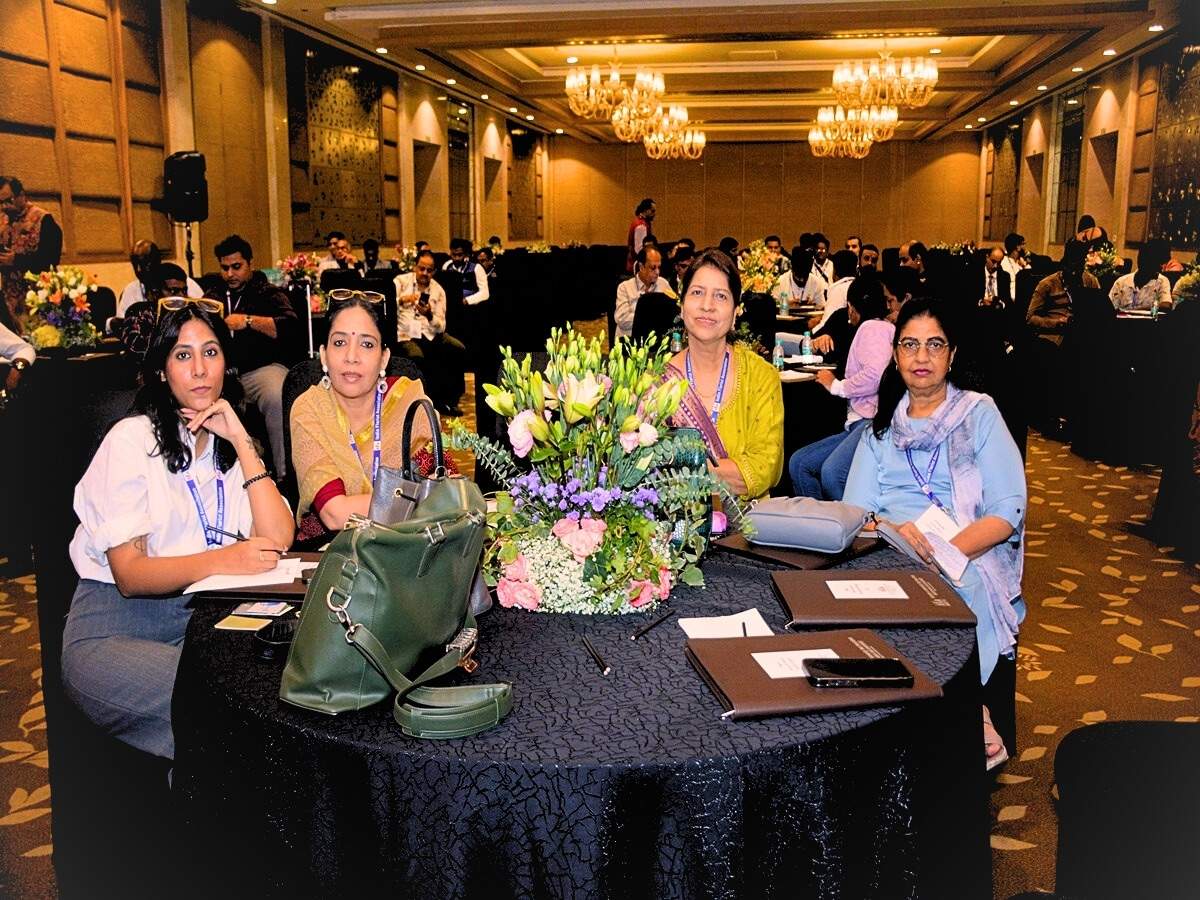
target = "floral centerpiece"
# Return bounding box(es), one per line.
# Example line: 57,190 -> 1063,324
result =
450,328 -> 749,614
738,239 -> 778,295
931,240 -> 976,256
1086,244 -> 1121,280
526,241 -> 551,254
1173,268 -> 1200,305
393,245 -> 420,273
277,251 -> 325,313
23,266 -> 100,350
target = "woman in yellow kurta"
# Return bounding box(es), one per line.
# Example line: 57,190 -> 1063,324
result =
666,248 -> 784,499
290,294 -> 434,541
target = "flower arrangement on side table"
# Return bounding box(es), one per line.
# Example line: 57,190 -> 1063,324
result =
738,239 -> 779,295
278,252 -> 325,312
23,265 -> 100,350
450,328 -> 751,614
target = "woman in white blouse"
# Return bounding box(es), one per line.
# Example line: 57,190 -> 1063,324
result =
63,301 -> 292,759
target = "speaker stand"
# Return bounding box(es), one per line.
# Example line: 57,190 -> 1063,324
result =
183,221 -> 196,278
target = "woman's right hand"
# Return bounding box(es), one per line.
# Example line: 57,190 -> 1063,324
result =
893,520 -> 935,565
214,536 -> 285,575
812,334 -> 834,353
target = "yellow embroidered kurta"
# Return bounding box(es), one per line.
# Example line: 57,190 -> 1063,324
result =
715,342 -> 785,499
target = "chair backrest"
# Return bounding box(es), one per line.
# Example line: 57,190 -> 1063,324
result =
90,286 -> 117,325
631,291 -> 679,343
319,268 -> 363,293
737,292 -> 777,351
278,356 -> 426,513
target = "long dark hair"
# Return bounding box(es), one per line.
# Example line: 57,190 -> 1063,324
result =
131,305 -> 242,474
682,247 -> 741,300
871,297 -> 962,439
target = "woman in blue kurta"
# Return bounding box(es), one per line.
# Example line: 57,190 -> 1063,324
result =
844,298 -> 1025,769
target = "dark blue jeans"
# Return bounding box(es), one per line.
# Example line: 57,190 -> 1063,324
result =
787,419 -> 868,499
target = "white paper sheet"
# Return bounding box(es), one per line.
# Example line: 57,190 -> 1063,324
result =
779,370 -> 815,383
826,580 -> 908,600
185,557 -> 306,595
678,608 -> 774,639
751,648 -> 839,679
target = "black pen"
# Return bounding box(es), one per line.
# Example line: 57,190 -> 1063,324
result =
207,526 -> 287,553
631,607 -> 676,641
742,621 -> 748,637
581,635 -> 611,676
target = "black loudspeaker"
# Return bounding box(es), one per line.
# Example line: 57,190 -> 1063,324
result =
162,151 -> 208,223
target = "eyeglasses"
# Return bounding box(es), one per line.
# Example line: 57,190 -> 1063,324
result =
328,289 -> 384,304
897,337 -> 950,357
156,296 -> 225,318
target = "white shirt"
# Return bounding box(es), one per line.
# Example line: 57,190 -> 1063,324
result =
0,320 -> 36,365
69,416 -> 257,584
814,276 -> 854,330
393,272 -> 447,341
999,256 -> 1025,303
441,260 -> 490,306
614,274 -> 672,339
117,276 -> 203,316
1109,272 -> 1171,312
774,269 -> 806,303
317,254 -> 342,273
803,259 -> 835,307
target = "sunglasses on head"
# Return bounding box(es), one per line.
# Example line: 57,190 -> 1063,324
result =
156,296 -> 226,319
328,288 -> 384,304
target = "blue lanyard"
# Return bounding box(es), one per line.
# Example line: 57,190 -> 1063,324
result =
349,387 -> 384,485
905,446 -> 945,510
185,461 -> 226,547
686,348 -> 731,426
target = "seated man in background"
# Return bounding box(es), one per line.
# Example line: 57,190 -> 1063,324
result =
116,239 -> 202,321
1001,232 -> 1028,304
615,245 -> 671,341
858,243 -> 880,272
802,233 -> 834,307
810,249 -> 859,332
318,231 -> 347,272
443,238 -> 489,306
476,246 -> 498,283
764,235 -> 790,275
844,235 -> 862,258
667,246 -> 693,292
1109,238 -> 1173,312
209,234 -> 298,477
118,263 -> 193,362
356,238 -> 394,274
395,249 -> 466,416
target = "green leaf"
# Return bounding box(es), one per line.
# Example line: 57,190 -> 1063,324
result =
497,541 -> 519,565
680,565 -> 705,587
496,492 -> 514,515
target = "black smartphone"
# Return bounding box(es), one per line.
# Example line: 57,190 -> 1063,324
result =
806,657 -> 914,689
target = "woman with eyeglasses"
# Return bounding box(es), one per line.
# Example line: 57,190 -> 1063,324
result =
843,298 -> 1026,770
63,304 -> 293,759
666,248 -> 784,499
289,292 -> 440,543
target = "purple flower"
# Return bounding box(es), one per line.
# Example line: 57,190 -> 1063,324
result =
566,510 -> 581,521
558,499 -> 568,510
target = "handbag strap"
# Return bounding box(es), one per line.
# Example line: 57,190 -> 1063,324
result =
345,614 -> 513,739
402,397 -> 444,479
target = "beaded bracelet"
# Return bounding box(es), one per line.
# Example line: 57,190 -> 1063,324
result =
243,471 -> 271,490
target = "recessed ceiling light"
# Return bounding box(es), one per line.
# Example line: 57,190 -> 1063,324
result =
555,128 -> 564,134
480,93 -> 489,100
437,95 -> 447,101
965,124 -> 974,129
1009,99 -> 1019,106
977,116 -> 987,122
348,66 -> 359,74
1037,84 -> 1048,91
1071,66 -> 1084,73
1008,123 -> 1019,129
1066,98 -> 1079,105
376,47 -> 387,55
526,114 -> 535,120
414,64 -> 426,71
446,78 -> 456,85
458,107 -> 468,115
261,0 -> 277,5
1102,48 -> 1116,56
1148,24 -> 1164,32
566,56 -> 579,64
305,50 -> 315,58
508,106 -> 518,113
929,48 -> 941,55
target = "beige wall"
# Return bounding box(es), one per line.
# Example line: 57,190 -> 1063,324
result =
476,112 -> 509,244
189,6 -> 271,270
548,136 -> 981,250
398,77 -> 450,249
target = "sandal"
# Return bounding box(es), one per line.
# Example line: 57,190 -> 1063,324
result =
984,706 -> 1009,771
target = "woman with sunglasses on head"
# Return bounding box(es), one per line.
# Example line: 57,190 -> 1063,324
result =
843,298 -> 1026,770
290,292 -> 440,543
63,303 -> 293,760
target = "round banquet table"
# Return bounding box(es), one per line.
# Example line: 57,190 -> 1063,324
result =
172,548 -> 990,899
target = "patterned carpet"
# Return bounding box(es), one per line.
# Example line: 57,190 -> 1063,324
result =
0,353 -> 1195,896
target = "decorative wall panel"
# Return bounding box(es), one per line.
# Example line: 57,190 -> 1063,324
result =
1149,45 -> 1200,251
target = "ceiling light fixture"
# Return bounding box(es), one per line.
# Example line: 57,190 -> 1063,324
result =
1037,84 -> 1048,91
348,66 -> 359,74
929,48 -> 941,55
566,56 -> 578,64
437,95 -> 447,101
526,114 -> 535,120
1009,99 -> 1019,106
1148,24 -> 1164,32
965,124 -> 974,129
1071,66 -> 1084,73
609,69 -> 669,141
376,47 -> 388,55
645,114 -> 705,160
261,0 -> 277,5
808,105 -> 893,159
832,50 -> 938,108
977,116 -> 987,122
1102,48 -> 1116,56
555,128 -> 564,134
446,78 -> 456,85
509,106 -> 518,113
458,107 -> 468,114
480,93 -> 489,100
1066,98 -> 1079,104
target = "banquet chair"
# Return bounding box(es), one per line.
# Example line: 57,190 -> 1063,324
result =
318,267 -> 363,293
630,291 -> 679,344
737,292 -> 776,352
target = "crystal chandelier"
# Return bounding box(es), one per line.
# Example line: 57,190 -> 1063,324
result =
564,61 -> 624,119
643,107 -> 704,159
832,51 -> 938,108
807,105 -> 893,159
609,68 -> 667,141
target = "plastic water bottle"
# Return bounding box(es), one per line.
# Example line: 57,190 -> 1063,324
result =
778,290 -> 790,316
670,327 -> 683,353
1151,293 -> 1160,320
801,331 -> 813,358
773,338 -> 786,370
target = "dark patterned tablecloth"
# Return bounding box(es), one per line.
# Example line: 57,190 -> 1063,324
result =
172,548 -> 990,899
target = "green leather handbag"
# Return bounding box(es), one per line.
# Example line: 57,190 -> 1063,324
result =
280,407 -> 512,739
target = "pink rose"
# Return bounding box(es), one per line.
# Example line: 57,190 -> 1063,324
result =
629,579 -> 656,608
560,527 -> 604,561
711,510 -> 728,535
656,566 -> 672,600
496,577 -> 541,611
503,554 -> 529,582
552,517 -> 579,539
507,410 -> 537,458
579,517 -> 607,536
619,429 -> 640,453
637,422 -> 659,448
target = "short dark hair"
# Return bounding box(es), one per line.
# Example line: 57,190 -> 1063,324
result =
846,234 -> 861,244
812,232 -> 829,248
672,246 -> 694,263
449,237 -> 473,253
1004,232 -> 1025,253
636,244 -> 661,267
1076,215 -> 1095,233
642,233 -> 658,247
861,243 -> 879,255
681,247 -> 741,301
0,176 -> 24,195
677,237 -> 695,249
214,234 -> 253,261
872,298 -> 961,438
415,240 -> 430,251
487,235 -> 502,246
905,240 -> 927,262
155,262 -> 187,285
363,238 -> 379,252
764,234 -> 781,245
476,246 -> 494,260
132,241 -> 161,265
636,198 -> 655,215
846,270 -> 889,322
415,249 -> 436,266
717,236 -> 739,256
831,249 -> 859,279
881,266 -> 922,302
325,231 -> 346,242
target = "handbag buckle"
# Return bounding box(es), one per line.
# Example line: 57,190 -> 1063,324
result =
448,627 -> 479,672
424,522 -> 446,545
